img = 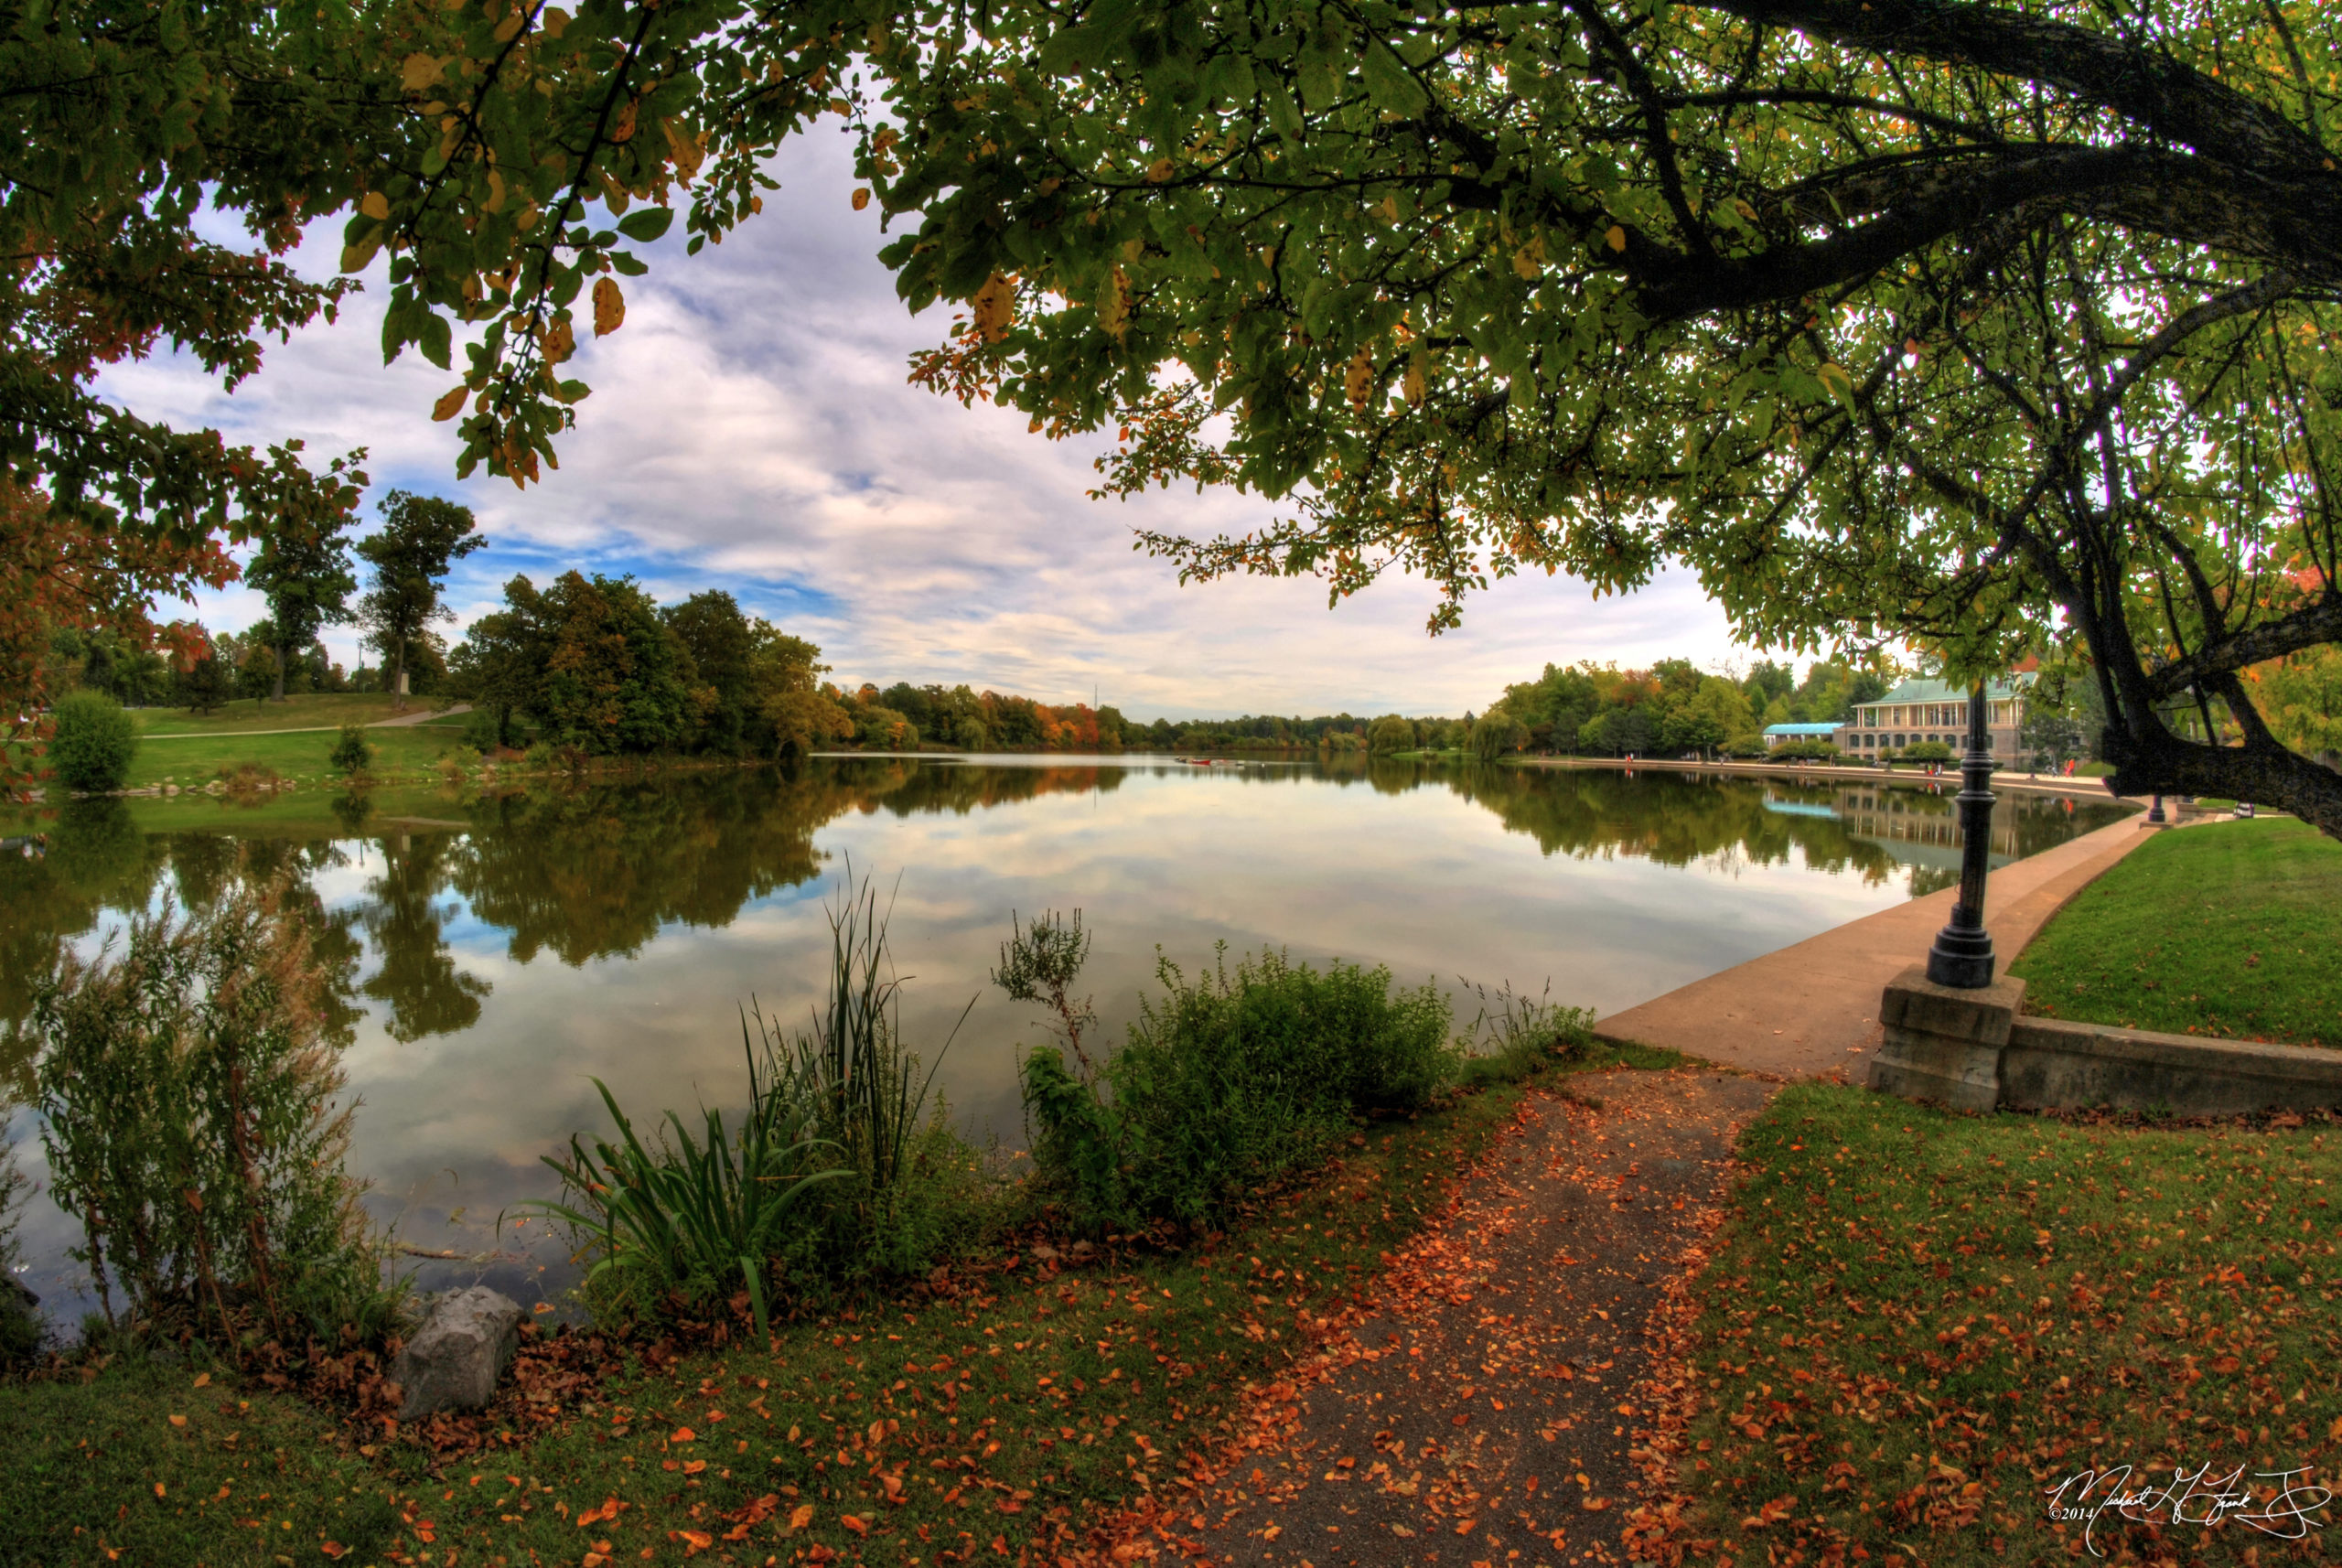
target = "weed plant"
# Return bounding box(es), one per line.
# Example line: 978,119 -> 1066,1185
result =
1020,942 -> 1457,1235
30,876 -> 400,1351
1455,976 -> 1596,1087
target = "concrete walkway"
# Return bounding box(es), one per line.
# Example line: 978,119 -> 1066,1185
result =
1522,752 -> 2142,803
143,703 -> 470,739
1594,811 -> 2158,1080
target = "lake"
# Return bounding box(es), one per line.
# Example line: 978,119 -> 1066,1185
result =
0,757 -> 2131,1326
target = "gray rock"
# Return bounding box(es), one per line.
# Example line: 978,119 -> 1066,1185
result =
389,1286 -> 521,1419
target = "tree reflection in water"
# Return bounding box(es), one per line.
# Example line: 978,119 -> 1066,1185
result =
0,760 -> 2124,1072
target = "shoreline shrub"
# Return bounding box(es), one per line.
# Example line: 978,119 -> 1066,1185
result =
329,721 -> 373,776
1022,945 -> 1457,1235
32,878 -> 399,1348
49,689 -> 137,792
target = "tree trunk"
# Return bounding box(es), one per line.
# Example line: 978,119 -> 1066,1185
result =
271,642 -> 286,703
2099,722 -> 2342,839
390,648 -> 408,711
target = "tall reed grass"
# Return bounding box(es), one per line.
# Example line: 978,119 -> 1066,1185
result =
538,873 -> 984,1331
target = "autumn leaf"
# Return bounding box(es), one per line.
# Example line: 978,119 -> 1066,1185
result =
360,191 -> 391,221
167,1413 -> 187,1427
1604,224 -> 1627,252
541,317 -> 575,365
853,188 -> 872,211
972,273 -> 1015,343
682,1459 -> 708,1475
400,53 -> 444,91
592,276 -> 625,337
432,386 -> 468,422
674,1529 -> 714,1553
191,1373 -> 210,1389
671,1426 -> 697,1444
789,1504 -> 815,1530
842,1514 -> 870,1536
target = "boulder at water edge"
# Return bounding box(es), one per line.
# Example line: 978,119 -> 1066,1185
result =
390,1286 -> 522,1419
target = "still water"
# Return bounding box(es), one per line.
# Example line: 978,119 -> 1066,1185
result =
1,757 -> 2129,1325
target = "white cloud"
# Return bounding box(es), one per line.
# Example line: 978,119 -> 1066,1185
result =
95,131 -> 1743,717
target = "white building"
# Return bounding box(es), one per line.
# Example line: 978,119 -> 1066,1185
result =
1834,674 -> 2034,757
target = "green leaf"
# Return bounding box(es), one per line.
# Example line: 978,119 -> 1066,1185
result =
1360,40 -> 1427,115
617,206 -> 674,242
419,311 -> 453,371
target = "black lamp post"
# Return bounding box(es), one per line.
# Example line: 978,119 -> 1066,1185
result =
1926,682 -> 1998,989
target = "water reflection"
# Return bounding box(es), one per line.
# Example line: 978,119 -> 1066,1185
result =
0,758 -> 2129,1323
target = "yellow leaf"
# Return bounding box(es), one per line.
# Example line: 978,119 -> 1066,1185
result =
788,1504 -> 814,1530
360,191 -> 390,221
1098,266 -> 1129,339
592,276 -> 625,337
168,1413 -> 188,1427
852,188 -> 871,211
972,272 -> 1015,343
1145,158 -> 1174,183
485,170 -> 506,212
401,53 -> 444,91
541,317 -> 575,365
433,385 -> 469,422
1605,224 -> 1627,252
1512,234 -> 1545,279
1344,346 -> 1375,410
192,1373 -> 210,1389
1404,351 -> 1426,407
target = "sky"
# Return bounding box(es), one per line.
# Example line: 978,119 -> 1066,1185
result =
96,128 -> 1748,721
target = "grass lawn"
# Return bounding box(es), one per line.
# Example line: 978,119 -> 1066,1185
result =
130,693 -> 437,736
2009,818 -> 2342,1047
1666,1083 -> 2342,1565
123,719 -> 475,791
0,1043 -> 1672,1567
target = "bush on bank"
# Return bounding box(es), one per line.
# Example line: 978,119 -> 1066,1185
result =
48,689 -> 137,792
31,876 -> 402,1349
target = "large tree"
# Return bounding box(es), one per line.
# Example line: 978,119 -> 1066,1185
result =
353,490 -> 485,707
17,0 -> 2342,824
0,1 -> 380,729
243,450 -> 368,701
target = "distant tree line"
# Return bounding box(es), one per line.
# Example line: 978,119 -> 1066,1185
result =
448,575 -> 850,758
1476,658 -> 1891,761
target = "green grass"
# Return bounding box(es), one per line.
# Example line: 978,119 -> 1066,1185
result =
1671,1083 -> 2342,1565
120,722 -> 474,791
0,1040 -> 1676,1567
2009,818 -> 2342,1047
130,693 -> 433,736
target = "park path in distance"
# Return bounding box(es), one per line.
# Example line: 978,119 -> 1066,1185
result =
1145,1067 -> 1772,1567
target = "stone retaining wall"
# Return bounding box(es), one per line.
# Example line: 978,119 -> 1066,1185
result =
1870,964 -> 2342,1116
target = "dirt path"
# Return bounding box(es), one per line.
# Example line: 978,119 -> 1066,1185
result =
142,703 -> 470,739
1166,1067 -> 1773,1567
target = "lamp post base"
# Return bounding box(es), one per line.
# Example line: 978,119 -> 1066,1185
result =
1926,920 -> 1997,989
